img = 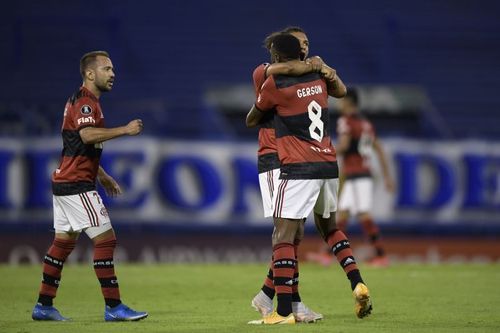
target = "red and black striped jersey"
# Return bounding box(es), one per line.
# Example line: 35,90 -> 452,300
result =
253,63 -> 280,173
255,72 -> 338,179
337,113 -> 375,178
52,87 -> 104,195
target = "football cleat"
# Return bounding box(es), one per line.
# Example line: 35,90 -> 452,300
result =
251,290 -> 273,316
104,303 -> 148,321
32,304 -> 69,321
353,283 -> 372,319
293,301 -> 323,323
248,311 -> 296,325
263,311 -> 295,324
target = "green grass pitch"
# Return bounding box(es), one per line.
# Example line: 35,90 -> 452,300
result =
1,263 -> 499,332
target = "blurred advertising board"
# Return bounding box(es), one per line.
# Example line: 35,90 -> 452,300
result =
0,137 -> 498,226
0,137 -> 499,263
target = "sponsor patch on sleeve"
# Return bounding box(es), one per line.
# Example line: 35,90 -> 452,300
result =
80,105 -> 93,115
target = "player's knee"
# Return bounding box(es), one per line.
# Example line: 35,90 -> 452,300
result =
272,227 -> 296,245
272,232 -> 295,246
92,229 -> 116,247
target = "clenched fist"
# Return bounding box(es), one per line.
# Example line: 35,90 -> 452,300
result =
320,65 -> 337,81
125,119 -> 143,136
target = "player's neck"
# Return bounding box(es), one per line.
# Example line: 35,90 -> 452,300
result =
82,83 -> 101,99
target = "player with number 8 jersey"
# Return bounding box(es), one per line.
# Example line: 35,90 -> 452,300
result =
255,72 -> 338,180
247,33 -> 372,323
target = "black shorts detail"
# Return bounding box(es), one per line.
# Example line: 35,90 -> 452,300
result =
280,161 -> 339,179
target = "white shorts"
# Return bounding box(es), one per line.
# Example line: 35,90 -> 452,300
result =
273,178 -> 339,219
259,168 -> 281,218
53,190 -> 112,238
338,177 -> 373,215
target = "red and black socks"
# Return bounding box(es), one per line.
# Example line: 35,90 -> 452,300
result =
93,235 -> 121,308
292,242 -> 301,303
360,216 -> 385,257
261,260 -> 275,299
37,238 -> 76,306
326,229 -> 363,290
261,241 -> 301,304
272,243 -> 295,317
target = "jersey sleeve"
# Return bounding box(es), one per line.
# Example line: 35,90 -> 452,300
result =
255,76 -> 277,112
252,63 -> 269,97
337,116 -> 350,135
70,97 -> 101,131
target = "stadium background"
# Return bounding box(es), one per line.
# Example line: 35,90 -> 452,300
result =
0,0 -> 499,265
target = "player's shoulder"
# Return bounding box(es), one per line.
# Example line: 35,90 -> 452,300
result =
253,63 -> 270,80
67,88 -> 99,116
260,73 -> 278,91
68,88 -> 97,105
253,62 -> 270,73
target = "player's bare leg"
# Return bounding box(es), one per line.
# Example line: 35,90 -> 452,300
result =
314,213 -> 372,318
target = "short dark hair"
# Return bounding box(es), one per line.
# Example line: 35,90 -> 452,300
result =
282,26 -> 306,34
271,33 -> 301,61
80,50 -> 110,78
263,31 -> 281,50
345,87 -> 359,106
263,26 -> 305,50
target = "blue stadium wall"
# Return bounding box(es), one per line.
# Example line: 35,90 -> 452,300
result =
1,1 -> 500,138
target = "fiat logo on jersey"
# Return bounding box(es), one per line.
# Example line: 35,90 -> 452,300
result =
80,105 -> 93,115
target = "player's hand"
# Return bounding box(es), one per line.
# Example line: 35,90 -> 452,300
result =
98,174 -> 123,197
125,119 -> 144,136
320,65 -> 337,81
306,56 -> 324,72
385,177 -> 395,193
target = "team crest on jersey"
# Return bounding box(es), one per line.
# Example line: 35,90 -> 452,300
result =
100,207 -> 109,218
80,105 -> 93,115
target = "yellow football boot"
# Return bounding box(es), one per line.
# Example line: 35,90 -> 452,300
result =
353,283 -> 373,318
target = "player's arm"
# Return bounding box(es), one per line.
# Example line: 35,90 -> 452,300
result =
247,76 -> 276,128
336,117 -> 351,154
246,105 -> 266,128
323,64 -> 347,98
97,166 -> 122,197
266,56 -> 323,76
373,138 -> 395,192
336,132 -> 351,155
79,119 -> 143,144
